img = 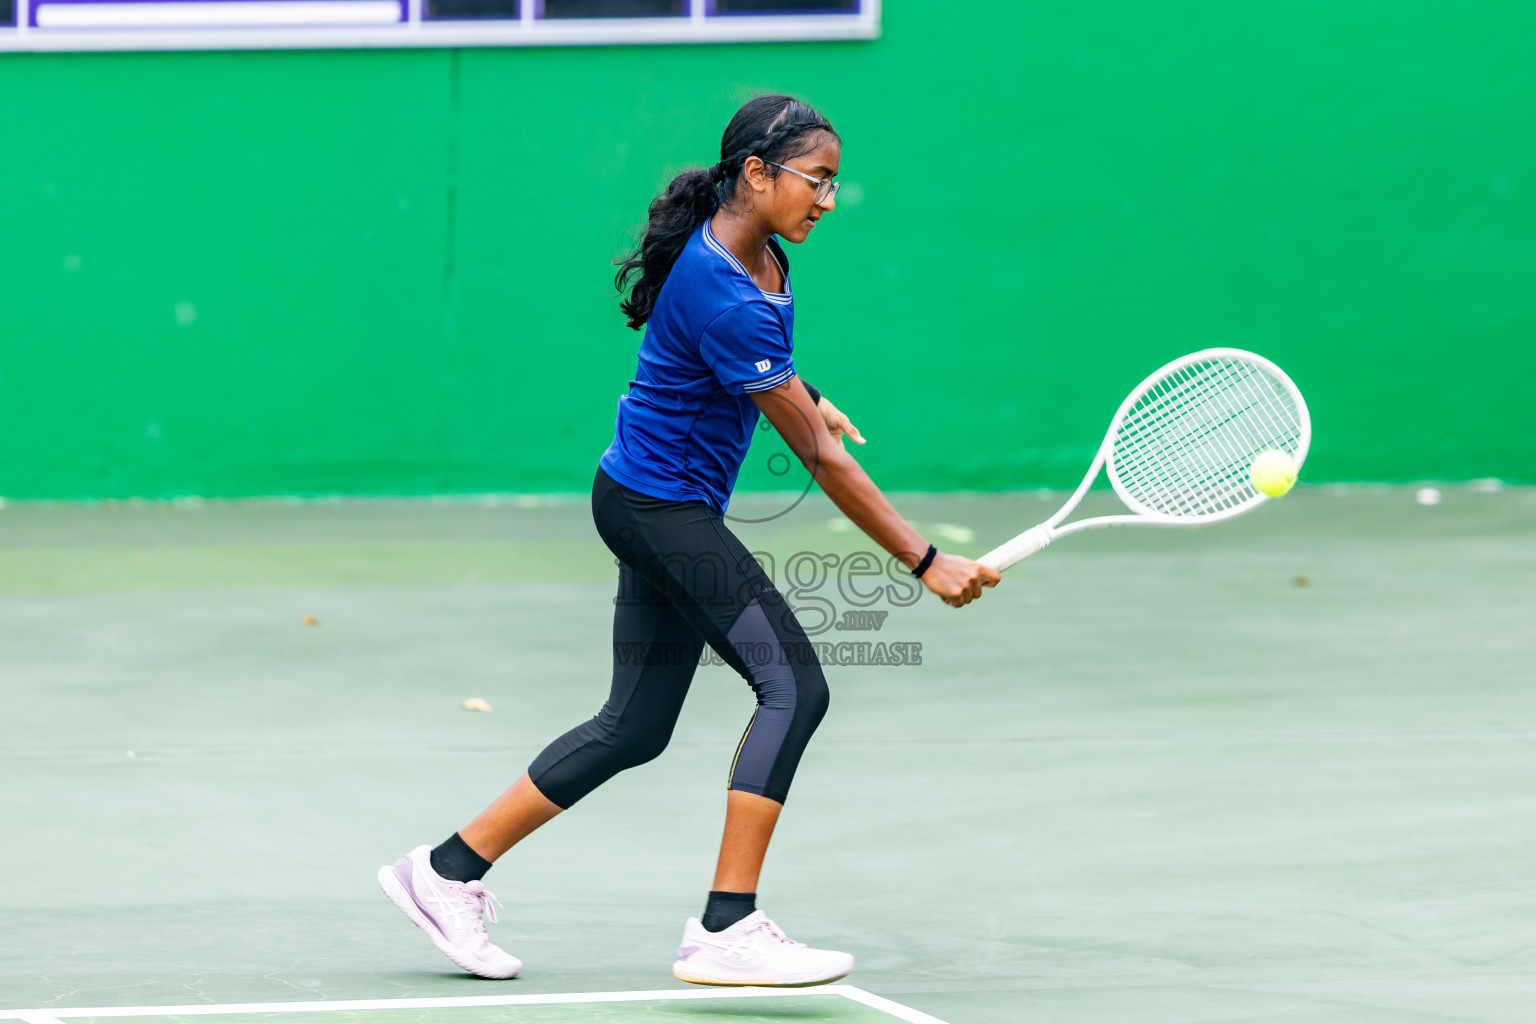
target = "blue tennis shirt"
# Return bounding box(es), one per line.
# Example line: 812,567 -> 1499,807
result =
599,222 -> 796,515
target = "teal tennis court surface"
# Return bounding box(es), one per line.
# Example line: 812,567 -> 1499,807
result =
3,487 -> 1534,1023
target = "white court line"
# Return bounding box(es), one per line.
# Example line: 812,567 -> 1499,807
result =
0,986 -> 952,1024
834,989 -> 952,1024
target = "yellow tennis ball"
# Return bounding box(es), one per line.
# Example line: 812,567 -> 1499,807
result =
1250,450 -> 1297,497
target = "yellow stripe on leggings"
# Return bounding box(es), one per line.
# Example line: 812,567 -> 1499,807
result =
727,707 -> 760,787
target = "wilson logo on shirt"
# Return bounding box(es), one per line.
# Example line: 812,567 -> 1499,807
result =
754,359 -> 772,373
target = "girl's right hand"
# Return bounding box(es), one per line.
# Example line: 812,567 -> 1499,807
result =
921,552 -> 1001,608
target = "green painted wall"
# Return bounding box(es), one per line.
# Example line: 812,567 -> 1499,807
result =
1,2 -> 1532,500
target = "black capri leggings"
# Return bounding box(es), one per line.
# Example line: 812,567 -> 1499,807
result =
527,469 -> 830,809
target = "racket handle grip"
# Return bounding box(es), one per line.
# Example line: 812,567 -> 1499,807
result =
979,525 -> 1053,572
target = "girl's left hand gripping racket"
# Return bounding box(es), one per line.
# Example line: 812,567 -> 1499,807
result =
979,348 -> 1312,571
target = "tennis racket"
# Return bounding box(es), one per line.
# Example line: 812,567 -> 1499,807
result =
978,348 -> 1311,572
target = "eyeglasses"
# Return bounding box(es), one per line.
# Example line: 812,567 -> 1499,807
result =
764,160 -> 841,206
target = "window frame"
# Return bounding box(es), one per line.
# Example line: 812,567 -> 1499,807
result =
0,0 -> 876,51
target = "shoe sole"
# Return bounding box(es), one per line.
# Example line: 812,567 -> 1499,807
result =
672,966 -> 851,987
376,864 -> 521,980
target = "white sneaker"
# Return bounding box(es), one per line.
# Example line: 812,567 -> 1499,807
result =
672,910 -> 853,987
377,844 -> 522,979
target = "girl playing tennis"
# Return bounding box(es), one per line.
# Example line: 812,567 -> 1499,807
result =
379,93 -> 999,987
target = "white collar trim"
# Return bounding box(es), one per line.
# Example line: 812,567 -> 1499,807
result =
703,224 -> 793,305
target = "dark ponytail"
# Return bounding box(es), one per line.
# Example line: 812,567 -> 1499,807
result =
615,94 -> 838,330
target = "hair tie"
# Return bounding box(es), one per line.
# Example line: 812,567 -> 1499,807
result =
709,162 -> 728,185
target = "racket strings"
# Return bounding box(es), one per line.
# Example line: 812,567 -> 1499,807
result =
1118,362 -> 1298,515
1120,363 -> 1293,515
1130,364 -> 1290,496
1112,358 -> 1304,517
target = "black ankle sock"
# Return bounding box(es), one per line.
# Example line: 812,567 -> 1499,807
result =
429,832 -> 492,883
701,890 -> 757,933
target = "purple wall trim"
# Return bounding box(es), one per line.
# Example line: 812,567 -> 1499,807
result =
30,0 -> 408,25
704,0 -> 858,15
